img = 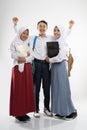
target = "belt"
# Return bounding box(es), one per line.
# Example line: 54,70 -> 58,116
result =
34,58 -> 46,63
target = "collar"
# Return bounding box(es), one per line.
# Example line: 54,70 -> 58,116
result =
38,34 -> 47,38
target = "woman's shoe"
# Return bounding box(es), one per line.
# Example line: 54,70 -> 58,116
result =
64,111 -> 77,121
54,114 -> 65,119
24,115 -> 31,121
15,115 -> 31,122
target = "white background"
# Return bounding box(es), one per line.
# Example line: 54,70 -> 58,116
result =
0,0 -> 87,129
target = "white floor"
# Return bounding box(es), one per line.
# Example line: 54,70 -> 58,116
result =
0,99 -> 87,130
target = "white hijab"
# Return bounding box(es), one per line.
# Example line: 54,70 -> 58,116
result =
14,26 -> 29,45
53,25 -> 66,44
54,25 -> 69,57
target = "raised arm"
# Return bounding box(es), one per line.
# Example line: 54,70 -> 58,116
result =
66,20 -> 75,36
69,20 -> 75,29
12,17 -> 19,33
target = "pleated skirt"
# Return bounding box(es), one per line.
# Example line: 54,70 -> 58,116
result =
10,63 -> 35,116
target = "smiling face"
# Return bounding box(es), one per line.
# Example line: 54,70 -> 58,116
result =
37,22 -> 48,36
53,26 -> 61,39
20,29 -> 29,41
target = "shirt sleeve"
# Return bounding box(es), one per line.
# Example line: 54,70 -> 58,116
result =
49,48 -> 67,63
49,41 -> 69,63
10,42 -> 25,59
13,25 -> 18,33
26,53 -> 34,63
66,28 -> 72,36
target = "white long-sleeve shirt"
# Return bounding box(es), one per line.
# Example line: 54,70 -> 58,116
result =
49,28 -> 71,63
49,42 -> 68,63
10,39 -> 34,67
29,35 -> 52,60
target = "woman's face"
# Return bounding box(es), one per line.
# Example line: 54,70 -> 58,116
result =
53,26 -> 61,39
20,29 -> 29,41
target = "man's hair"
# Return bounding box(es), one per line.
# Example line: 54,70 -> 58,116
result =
37,20 -> 48,26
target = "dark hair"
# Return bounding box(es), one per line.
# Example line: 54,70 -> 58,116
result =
37,20 -> 48,26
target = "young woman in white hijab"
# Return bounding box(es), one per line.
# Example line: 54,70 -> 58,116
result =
46,21 -> 77,120
10,27 -> 35,122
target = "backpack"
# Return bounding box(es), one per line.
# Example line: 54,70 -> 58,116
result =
32,36 -> 38,76
68,49 -> 74,76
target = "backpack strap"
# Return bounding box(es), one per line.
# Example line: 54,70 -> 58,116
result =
32,36 -> 38,51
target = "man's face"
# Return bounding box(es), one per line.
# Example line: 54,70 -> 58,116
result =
37,22 -> 48,35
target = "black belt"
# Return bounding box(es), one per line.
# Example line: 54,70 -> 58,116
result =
34,58 -> 46,63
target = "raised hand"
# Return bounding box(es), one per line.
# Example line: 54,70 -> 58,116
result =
69,20 -> 75,29
12,17 -> 19,26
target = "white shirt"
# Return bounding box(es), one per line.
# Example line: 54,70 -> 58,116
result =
10,38 -> 34,68
49,41 -> 68,63
49,29 -> 71,63
29,36 -> 52,60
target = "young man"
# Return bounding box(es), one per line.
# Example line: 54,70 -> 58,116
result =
32,20 -> 52,118
12,18 -> 52,118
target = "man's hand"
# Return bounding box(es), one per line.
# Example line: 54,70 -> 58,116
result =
45,56 -> 50,62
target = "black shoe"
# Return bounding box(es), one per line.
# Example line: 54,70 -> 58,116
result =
15,115 -> 30,122
24,115 -> 31,121
54,114 -> 65,119
15,116 -> 26,122
64,111 -> 77,121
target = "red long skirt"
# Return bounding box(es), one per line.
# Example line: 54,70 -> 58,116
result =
10,63 -> 35,116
